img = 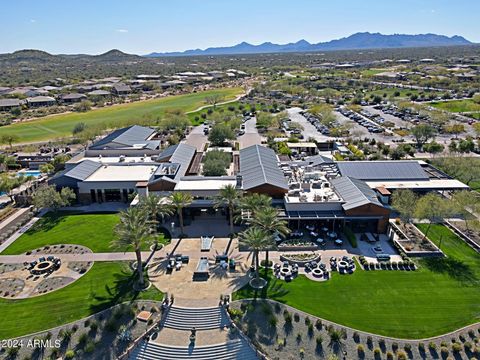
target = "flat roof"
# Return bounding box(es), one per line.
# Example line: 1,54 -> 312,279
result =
365,179 -> 469,190
175,178 -> 236,191
84,165 -> 157,182
68,155 -> 158,164
286,142 -> 317,148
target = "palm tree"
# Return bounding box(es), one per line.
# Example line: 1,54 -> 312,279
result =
140,194 -> 173,237
214,184 -> 242,235
238,227 -> 272,282
250,206 -> 290,273
169,192 -> 193,235
237,193 -> 272,224
111,207 -> 152,287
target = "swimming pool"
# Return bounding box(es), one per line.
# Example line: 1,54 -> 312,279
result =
17,170 -> 42,178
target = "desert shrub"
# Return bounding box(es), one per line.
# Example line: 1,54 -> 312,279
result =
367,336 -> 373,346
283,312 -> 292,324
274,302 -> 281,313
268,316 -> 278,328
64,350 -> 75,360
357,344 -> 365,355
77,332 -> 89,347
84,340 -> 96,353
260,259 -> 273,267
452,342 -> 462,353
316,335 -> 323,346
307,323 -> 314,335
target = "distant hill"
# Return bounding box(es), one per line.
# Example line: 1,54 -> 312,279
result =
93,49 -> 142,61
145,32 -> 472,57
0,49 -> 142,63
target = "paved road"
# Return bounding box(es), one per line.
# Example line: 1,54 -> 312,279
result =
238,117 -> 263,149
183,125 -> 208,151
286,107 -> 332,142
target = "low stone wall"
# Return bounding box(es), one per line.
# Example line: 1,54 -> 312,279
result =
277,245 -> 318,252
445,220 -> 480,253
279,253 -> 321,266
389,221 -> 443,258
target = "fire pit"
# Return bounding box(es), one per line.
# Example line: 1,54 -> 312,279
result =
311,268 -> 323,278
280,267 -> 291,277
29,257 -> 61,275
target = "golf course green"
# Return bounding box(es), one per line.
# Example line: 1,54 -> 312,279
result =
0,88 -> 243,144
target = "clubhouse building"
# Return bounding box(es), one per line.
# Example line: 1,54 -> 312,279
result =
52,125 -> 469,234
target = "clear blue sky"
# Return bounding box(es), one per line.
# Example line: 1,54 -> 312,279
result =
0,0 -> 478,55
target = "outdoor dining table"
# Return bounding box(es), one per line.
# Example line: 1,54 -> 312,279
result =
321,227 -> 328,232
310,231 -> 319,237
335,239 -> 343,246
306,225 -> 315,231
328,232 -> 337,238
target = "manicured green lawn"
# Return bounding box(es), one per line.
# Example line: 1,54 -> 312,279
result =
431,99 -> 480,113
234,225 -> 480,339
0,88 -> 242,143
1,212 -> 121,254
0,262 -> 163,339
1,212 -> 168,254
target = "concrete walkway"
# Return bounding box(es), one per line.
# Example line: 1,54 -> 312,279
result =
0,209 -> 46,253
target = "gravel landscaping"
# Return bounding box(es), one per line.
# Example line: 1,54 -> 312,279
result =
231,299 -> 480,360
0,300 -> 163,360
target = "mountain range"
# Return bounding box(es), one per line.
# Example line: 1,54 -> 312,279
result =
145,32 -> 472,57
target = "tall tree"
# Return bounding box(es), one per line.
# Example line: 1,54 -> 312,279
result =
238,227 -> 272,282
214,184 -> 242,235
112,207 -> 152,287
32,185 -> 76,212
411,124 -> 436,149
169,192 -> 193,235
237,193 -> 272,223
204,94 -> 225,110
0,134 -> 19,149
139,193 -> 173,250
391,189 -> 418,224
250,206 -> 290,274
415,193 -> 452,239
452,191 -> 480,231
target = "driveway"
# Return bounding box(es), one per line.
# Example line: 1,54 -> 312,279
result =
238,117 -> 263,149
183,125 -> 208,151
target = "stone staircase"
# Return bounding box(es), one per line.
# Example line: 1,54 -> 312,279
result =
130,339 -> 258,360
162,306 -> 231,330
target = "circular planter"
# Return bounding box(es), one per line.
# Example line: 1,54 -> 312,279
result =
249,277 -> 267,289
279,254 -> 321,267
